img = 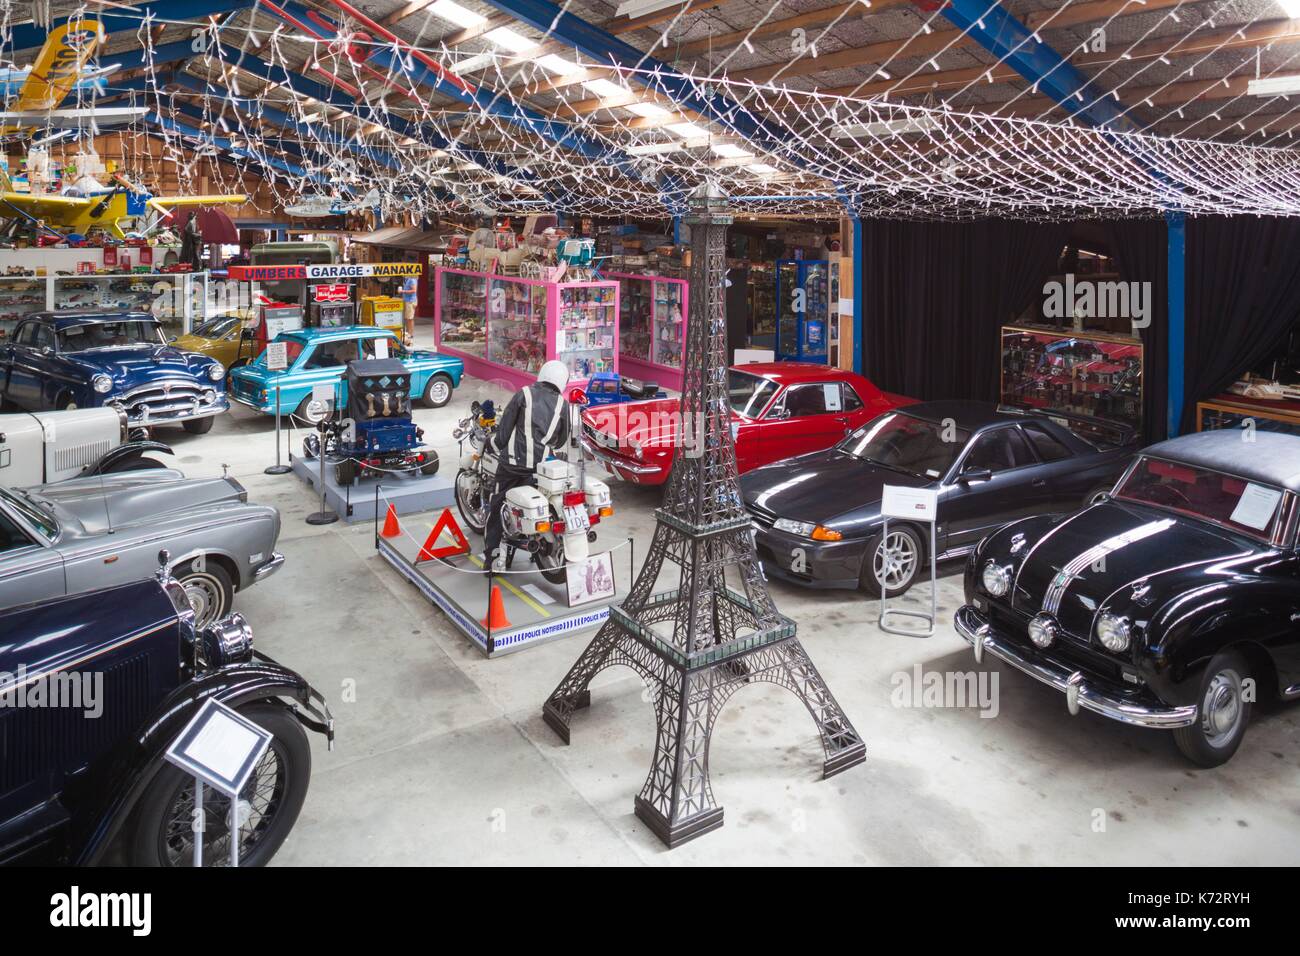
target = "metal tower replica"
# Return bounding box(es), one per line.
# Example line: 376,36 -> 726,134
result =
541,183 -> 865,848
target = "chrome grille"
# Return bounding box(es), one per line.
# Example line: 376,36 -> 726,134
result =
746,503 -> 776,529
117,379 -> 213,422
582,421 -> 618,450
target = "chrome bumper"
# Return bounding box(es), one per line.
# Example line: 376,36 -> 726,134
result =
112,396 -> 229,425
252,551 -> 286,583
579,435 -> 662,476
953,605 -> 1198,730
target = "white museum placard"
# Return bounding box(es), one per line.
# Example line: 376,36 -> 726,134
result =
1230,482 -> 1283,530
163,698 -> 273,799
734,348 -> 775,365
881,485 -> 939,521
566,552 -> 617,608
373,336 -> 389,359
265,341 -> 289,371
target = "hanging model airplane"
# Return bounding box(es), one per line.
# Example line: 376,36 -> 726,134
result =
0,19 -> 246,239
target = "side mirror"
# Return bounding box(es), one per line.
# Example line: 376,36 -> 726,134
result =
769,405 -> 790,420
40,346 -> 53,356
961,466 -> 993,484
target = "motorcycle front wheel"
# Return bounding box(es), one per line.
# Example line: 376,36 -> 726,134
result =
455,468 -> 490,535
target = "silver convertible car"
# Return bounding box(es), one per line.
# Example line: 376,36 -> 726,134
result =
0,470 -> 284,625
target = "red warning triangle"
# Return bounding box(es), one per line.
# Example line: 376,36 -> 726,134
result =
417,507 -> 470,561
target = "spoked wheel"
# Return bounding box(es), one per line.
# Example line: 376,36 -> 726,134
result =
535,534 -> 567,585
454,468 -> 489,535
860,526 -> 922,598
1174,650 -> 1253,767
128,705 -> 311,866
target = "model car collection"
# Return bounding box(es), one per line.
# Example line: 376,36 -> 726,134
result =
1,304 -> 1296,870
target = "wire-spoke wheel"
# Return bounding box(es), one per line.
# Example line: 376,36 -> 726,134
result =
535,533 -> 567,585
1174,650 -> 1253,768
127,705 -> 311,867
860,526 -> 922,598
454,468 -> 489,535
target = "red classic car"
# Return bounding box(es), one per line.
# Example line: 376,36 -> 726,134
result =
580,363 -> 915,485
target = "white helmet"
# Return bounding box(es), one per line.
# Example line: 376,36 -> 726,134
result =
537,360 -> 569,392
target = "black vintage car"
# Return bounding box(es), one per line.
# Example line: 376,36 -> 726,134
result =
0,561 -> 333,865
742,401 -> 1136,597
956,430 -> 1300,767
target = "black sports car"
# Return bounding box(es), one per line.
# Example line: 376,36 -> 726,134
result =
742,401 -> 1137,597
957,430 -> 1300,767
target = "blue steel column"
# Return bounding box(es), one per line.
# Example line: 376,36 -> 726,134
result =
852,218 -> 864,376
1166,211 -> 1186,438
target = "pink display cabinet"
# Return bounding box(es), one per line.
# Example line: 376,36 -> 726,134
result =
607,271 -> 689,393
433,266 -> 620,389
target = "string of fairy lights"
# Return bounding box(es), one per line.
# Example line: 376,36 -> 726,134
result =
7,0 -> 1300,221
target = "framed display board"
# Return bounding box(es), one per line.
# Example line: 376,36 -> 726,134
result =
1000,325 -> 1144,433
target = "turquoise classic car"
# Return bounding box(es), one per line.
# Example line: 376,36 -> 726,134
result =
228,326 -> 464,421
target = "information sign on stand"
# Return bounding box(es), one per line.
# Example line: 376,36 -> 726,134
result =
163,698 -> 273,867
265,341 -> 288,371
877,485 -> 939,637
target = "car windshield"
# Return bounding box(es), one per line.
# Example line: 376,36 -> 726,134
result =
1114,456 -> 1286,542
837,412 -> 970,479
189,315 -> 242,339
0,487 -> 58,542
58,320 -> 164,351
728,370 -> 779,418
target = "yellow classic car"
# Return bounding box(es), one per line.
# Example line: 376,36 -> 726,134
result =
172,313 -> 261,375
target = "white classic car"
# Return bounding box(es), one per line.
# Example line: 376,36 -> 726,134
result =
0,406 -> 173,488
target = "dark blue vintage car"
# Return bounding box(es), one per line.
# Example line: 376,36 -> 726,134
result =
0,564 -> 333,866
0,310 -> 229,434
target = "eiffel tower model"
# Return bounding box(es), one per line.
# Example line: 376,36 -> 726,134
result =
541,183 -> 865,848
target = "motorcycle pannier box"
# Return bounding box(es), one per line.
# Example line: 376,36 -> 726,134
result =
503,485 -> 549,535
347,358 -> 412,421
535,457 -> 571,495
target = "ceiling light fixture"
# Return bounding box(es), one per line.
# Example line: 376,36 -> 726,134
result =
1248,74 -> 1300,95
538,54 -> 580,74
710,143 -> 754,158
1277,0 -> 1300,17
582,78 -> 627,98
614,0 -> 685,19
485,27 -> 537,53
666,121 -> 708,138
429,0 -> 486,29
626,102 -> 671,118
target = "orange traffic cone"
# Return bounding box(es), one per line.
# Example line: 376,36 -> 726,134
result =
380,504 -> 401,538
481,585 -> 511,630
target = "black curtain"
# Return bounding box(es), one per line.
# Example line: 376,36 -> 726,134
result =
859,219 -> 1068,401
1182,216 -> 1300,433
1102,217 -> 1168,444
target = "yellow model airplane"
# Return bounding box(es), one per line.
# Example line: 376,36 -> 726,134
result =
0,19 -> 246,239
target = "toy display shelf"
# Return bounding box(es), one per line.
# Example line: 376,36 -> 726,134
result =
0,275 -> 51,340
0,271 -> 211,340
433,266 -> 620,389
606,271 -> 689,393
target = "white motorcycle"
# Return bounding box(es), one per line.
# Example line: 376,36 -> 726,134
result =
453,398 -> 613,584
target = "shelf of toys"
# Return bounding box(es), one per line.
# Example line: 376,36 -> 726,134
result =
0,264 -> 207,341
605,272 -> 689,392
433,266 -> 620,389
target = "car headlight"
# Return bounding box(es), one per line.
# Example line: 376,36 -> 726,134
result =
202,388 -> 217,404
92,373 -> 113,394
981,561 -> 1012,597
208,362 -> 225,382
1028,613 -> 1058,649
627,437 -> 643,460
773,518 -> 816,536
1096,612 -> 1132,653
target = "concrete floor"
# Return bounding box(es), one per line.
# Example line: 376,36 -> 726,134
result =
164,364 -> 1299,866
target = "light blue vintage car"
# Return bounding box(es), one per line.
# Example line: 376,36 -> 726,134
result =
228,326 -> 464,421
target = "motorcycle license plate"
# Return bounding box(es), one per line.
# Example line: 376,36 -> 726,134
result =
563,504 -> 590,532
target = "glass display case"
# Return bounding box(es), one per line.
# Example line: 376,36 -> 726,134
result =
607,271 -> 689,391
1197,395 -> 1300,437
1000,325 -> 1144,433
0,271 -> 210,340
0,275 -> 51,341
433,266 -> 619,388
750,265 -> 776,350
775,259 -> 829,362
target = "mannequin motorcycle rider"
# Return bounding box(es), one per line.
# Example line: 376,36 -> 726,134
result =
483,360 -> 571,571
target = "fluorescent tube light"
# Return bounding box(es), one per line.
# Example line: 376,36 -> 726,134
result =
1277,0 -> 1300,17
582,78 -> 627,98
538,54 -> 580,74
667,121 -> 708,138
626,101 -> 671,118
710,143 -> 754,158
627,141 -> 679,155
614,0 -> 684,18
485,27 -> 537,53
1248,74 -> 1300,96
832,115 -> 941,138
746,163 -> 779,174
429,0 -> 486,28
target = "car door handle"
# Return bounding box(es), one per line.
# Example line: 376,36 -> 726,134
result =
1031,478 -> 1047,487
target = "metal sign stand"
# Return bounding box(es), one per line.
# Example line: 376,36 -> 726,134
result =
877,485 -> 939,638
306,381 -> 339,525
264,384 -> 291,475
